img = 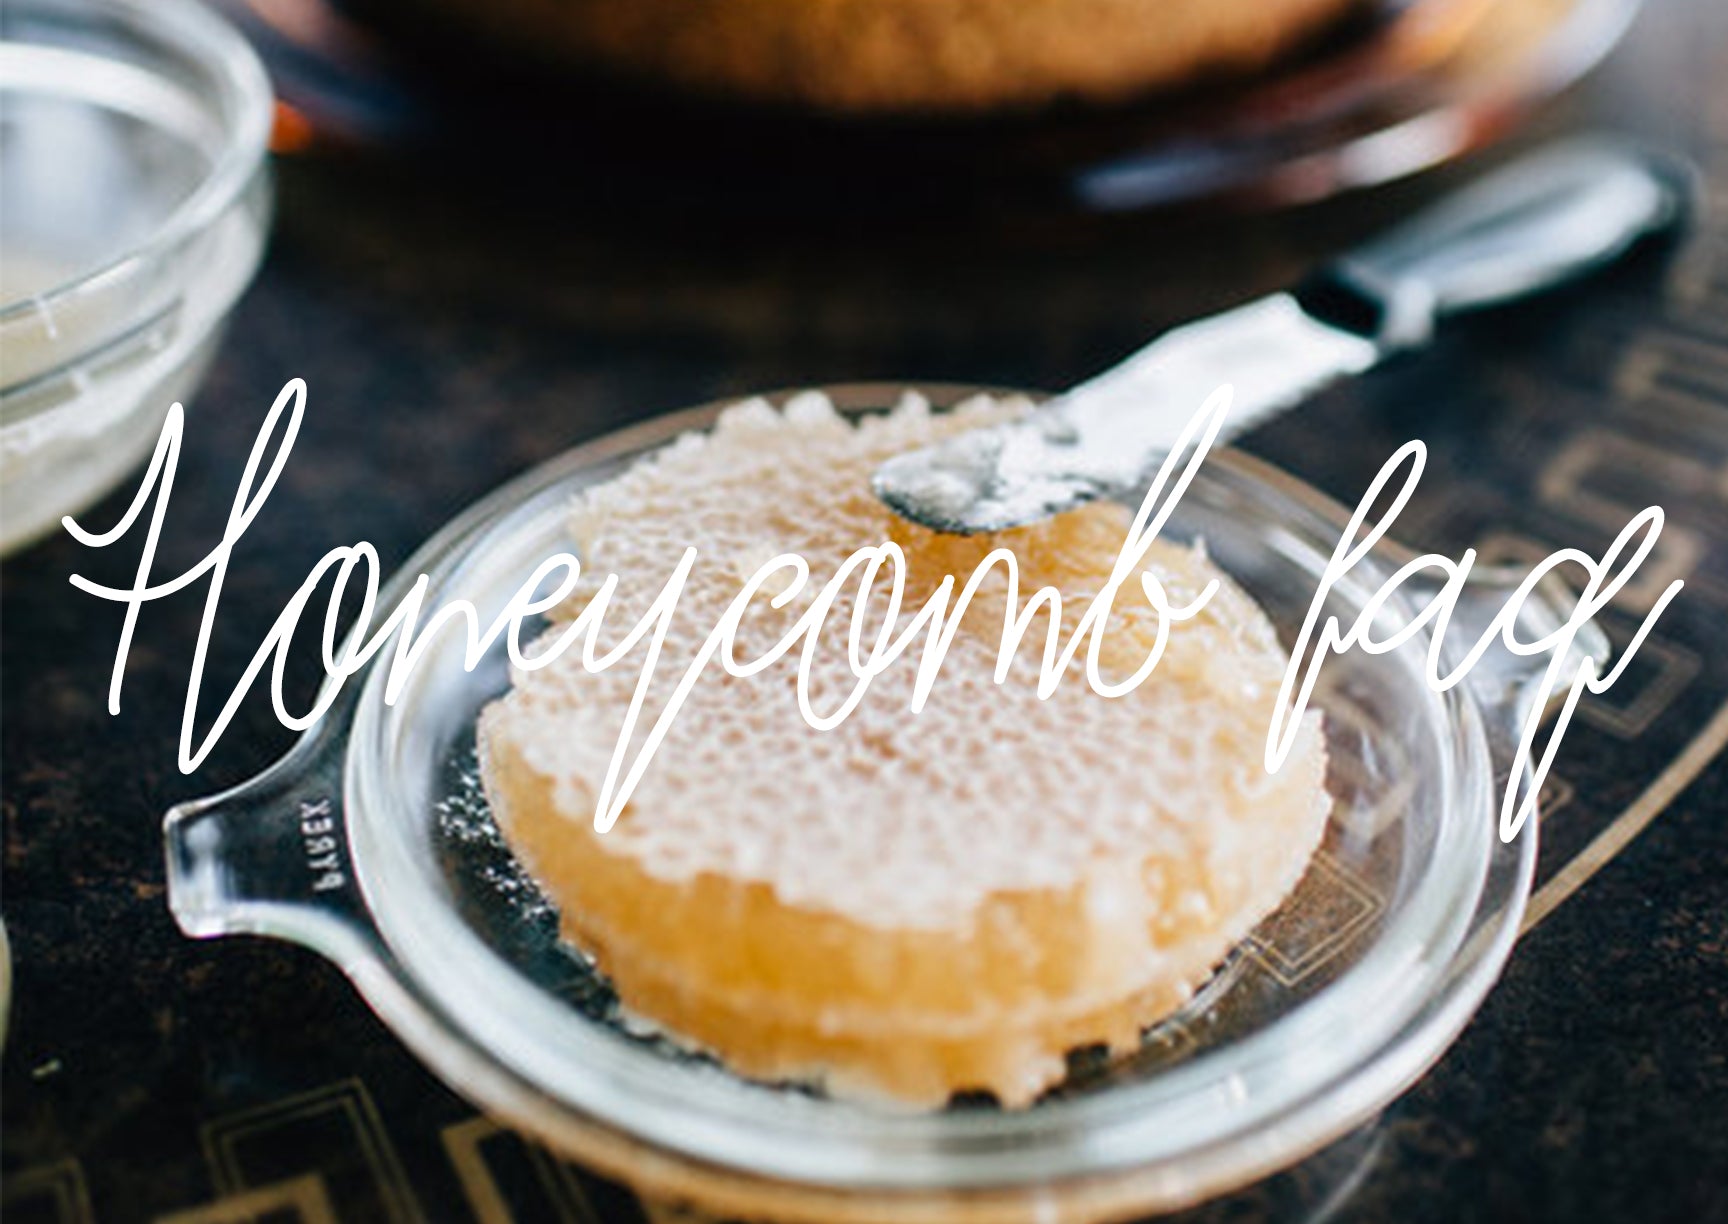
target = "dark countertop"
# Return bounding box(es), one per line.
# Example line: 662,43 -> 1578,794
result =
4,3 -> 1728,1221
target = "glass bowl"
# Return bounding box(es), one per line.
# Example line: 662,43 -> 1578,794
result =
165,385 -> 1557,1222
0,0 -> 274,553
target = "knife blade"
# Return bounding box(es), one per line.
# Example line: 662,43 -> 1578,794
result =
873,140 -> 1690,535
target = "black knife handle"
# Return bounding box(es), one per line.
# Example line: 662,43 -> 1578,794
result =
1296,142 -> 1693,351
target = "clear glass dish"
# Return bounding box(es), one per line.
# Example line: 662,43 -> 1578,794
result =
0,0 -> 274,553
165,385 -> 1562,1222
215,0 -> 1637,212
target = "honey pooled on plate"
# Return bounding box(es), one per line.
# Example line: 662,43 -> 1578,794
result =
478,392 -> 1330,1107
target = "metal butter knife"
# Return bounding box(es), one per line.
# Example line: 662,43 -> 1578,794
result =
873,141 -> 1690,534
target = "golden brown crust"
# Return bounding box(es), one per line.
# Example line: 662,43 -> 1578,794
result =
421,0 -> 1366,114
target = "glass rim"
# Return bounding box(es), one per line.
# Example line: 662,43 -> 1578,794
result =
0,0 -> 273,324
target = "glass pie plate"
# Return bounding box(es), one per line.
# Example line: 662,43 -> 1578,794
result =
218,0 -> 1639,212
164,384 -> 1574,1223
